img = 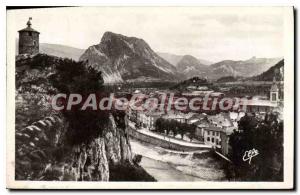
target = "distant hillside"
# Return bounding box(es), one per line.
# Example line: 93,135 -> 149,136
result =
216,76 -> 242,83
208,57 -> 282,80
40,43 -> 85,61
15,39 -> 85,61
157,52 -> 212,66
251,59 -> 284,81
158,52 -> 282,81
176,55 -> 210,79
157,52 -> 183,66
171,76 -> 211,90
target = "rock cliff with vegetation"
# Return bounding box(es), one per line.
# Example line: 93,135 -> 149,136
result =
15,54 -> 155,181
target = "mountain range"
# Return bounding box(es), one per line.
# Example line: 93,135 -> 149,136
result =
208,57 -> 282,80
24,32 -> 283,83
160,54 -> 282,81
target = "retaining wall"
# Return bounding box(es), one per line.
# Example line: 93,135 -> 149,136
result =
127,127 -> 211,152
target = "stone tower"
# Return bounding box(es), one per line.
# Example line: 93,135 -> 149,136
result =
18,17 -> 40,55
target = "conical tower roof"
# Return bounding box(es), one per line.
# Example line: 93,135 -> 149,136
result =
18,17 -> 40,34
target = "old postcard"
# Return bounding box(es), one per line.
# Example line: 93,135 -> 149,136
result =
6,6 -> 294,189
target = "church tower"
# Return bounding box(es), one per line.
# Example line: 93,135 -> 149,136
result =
18,17 -> 40,55
270,77 -> 279,103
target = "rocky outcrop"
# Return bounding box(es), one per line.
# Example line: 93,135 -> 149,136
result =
104,114 -> 132,164
63,137 -> 110,181
79,31 -> 179,83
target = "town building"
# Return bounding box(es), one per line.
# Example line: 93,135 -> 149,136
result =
194,120 -> 210,141
203,126 -> 223,148
270,77 -> 279,103
238,78 -> 282,113
127,107 -> 138,122
242,99 -> 278,113
18,17 -> 40,55
137,111 -> 163,130
162,111 -> 194,123
182,90 -> 214,97
207,113 -> 235,129
187,113 -> 207,124
204,112 -> 237,149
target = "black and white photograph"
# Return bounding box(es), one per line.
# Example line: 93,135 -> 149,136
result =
5,6 -> 294,189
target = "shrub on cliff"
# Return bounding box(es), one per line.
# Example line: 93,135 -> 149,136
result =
48,57 -> 110,145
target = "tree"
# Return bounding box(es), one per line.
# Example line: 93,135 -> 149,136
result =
173,122 -> 179,138
165,120 -> 171,135
168,120 -> 177,136
49,58 -> 108,145
155,118 -> 163,134
229,113 -> 283,181
178,122 -> 186,139
188,124 -> 196,142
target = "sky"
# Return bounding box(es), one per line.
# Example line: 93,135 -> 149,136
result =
7,7 -> 285,62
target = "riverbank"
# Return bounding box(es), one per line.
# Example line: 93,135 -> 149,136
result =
130,139 -> 228,181
140,156 -> 203,181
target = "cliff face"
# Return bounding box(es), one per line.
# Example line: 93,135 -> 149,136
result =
60,114 -> 132,181
65,137 -> 110,181
104,114 -> 132,164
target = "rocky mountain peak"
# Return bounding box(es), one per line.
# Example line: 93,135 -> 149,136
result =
80,32 -> 179,83
101,31 -> 120,42
100,31 -> 148,49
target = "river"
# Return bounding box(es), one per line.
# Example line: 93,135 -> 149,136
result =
130,139 -> 228,181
